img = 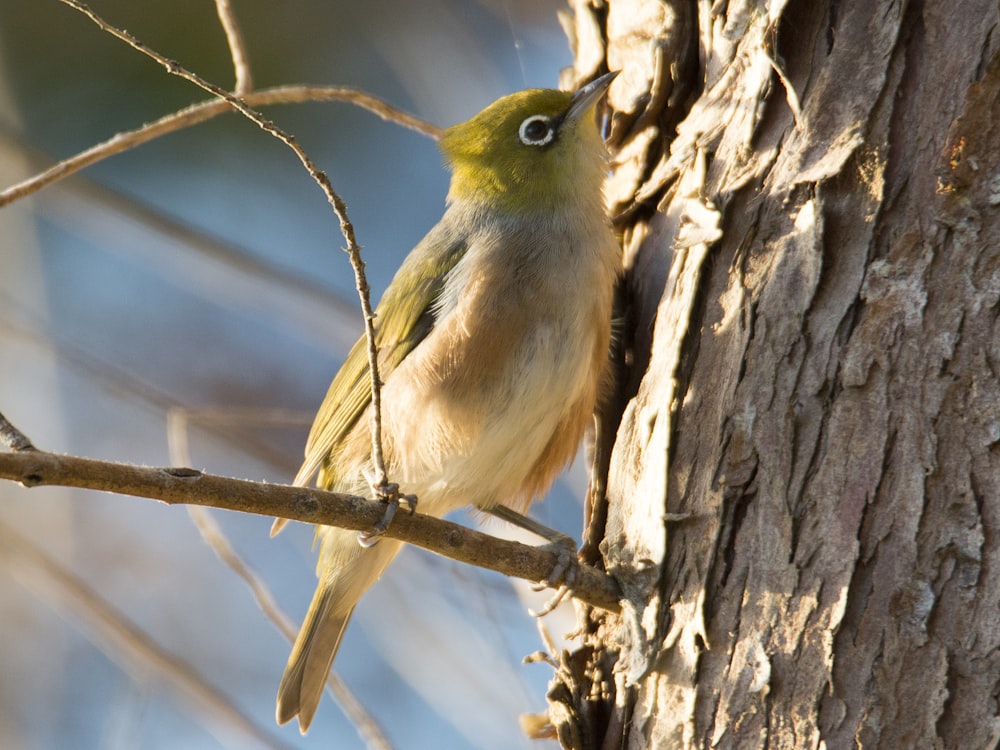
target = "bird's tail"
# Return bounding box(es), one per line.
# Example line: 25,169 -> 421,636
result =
276,529 -> 402,733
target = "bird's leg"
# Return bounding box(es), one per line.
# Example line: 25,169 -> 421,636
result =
482,504 -> 576,549
357,475 -> 418,548
481,505 -> 579,615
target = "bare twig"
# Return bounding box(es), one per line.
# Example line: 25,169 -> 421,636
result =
214,0 -> 253,94
0,518 -> 294,750
57,0 -> 395,498
0,86 -> 439,208
168,412 -> 394,750
0,447 -> 622,613
187,506 -> 395,750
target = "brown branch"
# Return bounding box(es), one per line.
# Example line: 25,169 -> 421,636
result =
0,86 -> 439,208
0,447 -> 622,613
56,0 -> 399,498
214,0 -> 253,94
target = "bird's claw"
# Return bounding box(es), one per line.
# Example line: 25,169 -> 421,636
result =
529,584 -> 572,618
528,539 -> 579,617
356,480 -> 417,548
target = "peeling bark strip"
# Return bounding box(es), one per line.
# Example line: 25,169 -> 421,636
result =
556,1 -> 1000,748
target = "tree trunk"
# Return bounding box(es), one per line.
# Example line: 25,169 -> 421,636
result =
555,1 -> 1000,747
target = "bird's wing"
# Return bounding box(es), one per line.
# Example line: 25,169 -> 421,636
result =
294,225 -> 468,490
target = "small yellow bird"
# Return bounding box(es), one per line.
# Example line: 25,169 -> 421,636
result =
276,72 -> 620,732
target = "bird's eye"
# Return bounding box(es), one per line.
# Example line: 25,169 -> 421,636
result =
518,115 -> 556,146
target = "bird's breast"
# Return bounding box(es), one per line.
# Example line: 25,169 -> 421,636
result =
381,213 -> 617,514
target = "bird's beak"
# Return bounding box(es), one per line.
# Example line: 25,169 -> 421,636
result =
566,70 -> 618,123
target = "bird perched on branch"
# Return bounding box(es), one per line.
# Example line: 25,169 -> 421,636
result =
276,71 -> 620,733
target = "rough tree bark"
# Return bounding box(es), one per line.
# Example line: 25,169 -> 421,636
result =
554,1 -> 1000,748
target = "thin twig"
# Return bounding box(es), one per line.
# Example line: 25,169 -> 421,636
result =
189,507 -> 396,749
0,447 -> 623,613
0,86 -> 439,208
0,517 -> 295,750
214,0 -> 253,94
167,412 -> 394,750
58,0 -> 394,497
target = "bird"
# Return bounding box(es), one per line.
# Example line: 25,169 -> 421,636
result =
275,71 -> 620,733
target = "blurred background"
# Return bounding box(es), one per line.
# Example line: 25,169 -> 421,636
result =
0,1 -> 582,748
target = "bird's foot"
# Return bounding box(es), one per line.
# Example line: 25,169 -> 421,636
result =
528,539 -> 578,617
480,505 -> 579,616
357,479 -> 417,548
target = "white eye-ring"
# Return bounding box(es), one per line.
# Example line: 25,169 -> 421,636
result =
518,114 -> 556,146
